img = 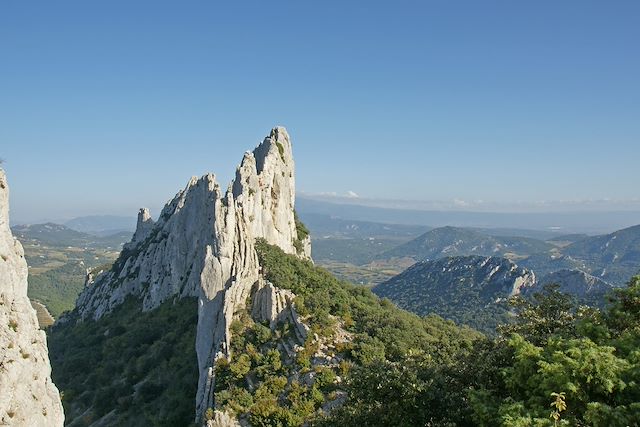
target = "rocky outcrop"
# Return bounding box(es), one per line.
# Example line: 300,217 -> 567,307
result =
250,280 -> 309,343
72,127 -> 310,422
122,207 -> 154,251
0,169 -> 64,426
206,410 -> 241,427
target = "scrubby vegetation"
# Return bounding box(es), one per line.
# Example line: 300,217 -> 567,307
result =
46,233 -> 640,426
256,240 -> 481,362
48,297 -> 199,427
372,256 -> 533,334
321,278 -> 640,426
210,240 -> 482,425
276,142 -> 286,162
214,310 -> 331,426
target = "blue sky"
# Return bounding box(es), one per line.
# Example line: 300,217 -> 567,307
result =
1,1 -> 639,223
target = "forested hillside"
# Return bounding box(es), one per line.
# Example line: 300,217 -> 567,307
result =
49,297 -> 199,426
323,277 -> 640,426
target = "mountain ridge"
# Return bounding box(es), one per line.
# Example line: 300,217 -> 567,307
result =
379,226 -> 553,262
372,255 -> 536,333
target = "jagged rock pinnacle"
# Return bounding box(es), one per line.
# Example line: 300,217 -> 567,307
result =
0,169 -> 64,426
71,127 -> 311,422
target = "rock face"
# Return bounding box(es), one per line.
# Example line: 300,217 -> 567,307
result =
123,207 -> 155,251
73,127 -> 311,421
206,410 -> 240,427
251,280 -> 309,343
0,169 -> 64,426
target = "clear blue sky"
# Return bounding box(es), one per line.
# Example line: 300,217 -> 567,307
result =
1,1 -> 639,223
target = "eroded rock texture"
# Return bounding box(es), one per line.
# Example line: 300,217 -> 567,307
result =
73,127 -> 311,421
0,169 -> 64,426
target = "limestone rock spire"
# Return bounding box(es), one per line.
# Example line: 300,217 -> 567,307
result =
70,127 -> 311,422
0,169 -> 64,426
124,207 -> 155,250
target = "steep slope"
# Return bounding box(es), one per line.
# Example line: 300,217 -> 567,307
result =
519,225 -> 640,285
380,226 -> 553,262
518,252 -> 587,277
536,269 -> 614,306
561,224 -> 640,284
60,127 -> 311,422
52,128 -> 483,426
207,241 -> 481,425
0,169 -> 64,426
49,297 -> 198,426
372,255 -> 536,333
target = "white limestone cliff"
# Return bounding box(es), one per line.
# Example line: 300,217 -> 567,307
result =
72,127 -> 311,422
123,207 -> 155,251
0,169 -> 64,426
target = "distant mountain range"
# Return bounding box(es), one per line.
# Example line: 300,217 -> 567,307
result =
12,223 -> 131,249
297,196 -> 640,234
368,223 -> 640,332
372,255 -> 621,333
379,226 -> 554,262
520,225 -> 640,285
376,224 -> 640,286
299,212 -> 428,239
63,215 -> 136,236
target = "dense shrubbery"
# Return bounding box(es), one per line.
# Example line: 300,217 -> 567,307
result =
322,278 -> 640,426
48,297 -> 199,427
256,239 -> 481,365
48,235 -> 640,426
213,241 -> 481,425
214,309 -> 328,426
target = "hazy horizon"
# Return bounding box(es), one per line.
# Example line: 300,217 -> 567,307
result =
7,189 -> 639,236
3,1 -> 639,227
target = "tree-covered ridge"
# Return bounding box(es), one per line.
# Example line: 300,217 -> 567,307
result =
213,307 -> 340,426
48,297 -> 199,427
372,255 -> 535,334
323,278 -> 640,426
255,240 -> 481,364
380,226 -> 554,261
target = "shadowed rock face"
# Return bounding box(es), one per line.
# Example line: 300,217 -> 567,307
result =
72,127 -> 311,421
0,169 -> 64,426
